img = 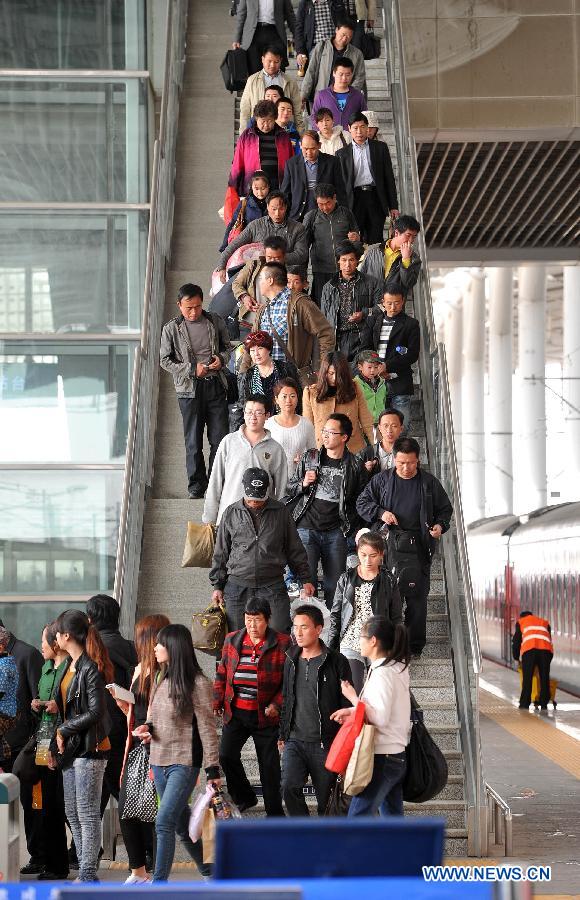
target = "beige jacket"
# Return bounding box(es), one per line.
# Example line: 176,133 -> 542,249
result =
239,71 -> 304,134
302,379 -> 374,454
147,674 -> 219,770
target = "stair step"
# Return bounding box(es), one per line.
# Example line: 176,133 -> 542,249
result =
405,800 -> 467,830
424,725 -> 460,752
410,683 -> 455,703
420,637 -> 451,658
420,703 -> 458,727
410,659 -> 454,680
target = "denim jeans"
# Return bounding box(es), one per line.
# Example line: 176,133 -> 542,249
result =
62,757 -> 107,881
281,739 -> 336,816
297,527 -> 347,609
348,751 -> 407,817
152,764 -> 201,882
389,395 -> 412,434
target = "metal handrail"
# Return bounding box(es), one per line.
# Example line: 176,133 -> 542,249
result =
486,783 -> 513,856
383,0 -> 487,855
113,0 -> 188,634
0,69 -> 149,79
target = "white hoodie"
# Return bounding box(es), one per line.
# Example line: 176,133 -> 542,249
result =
202,427 -> 288,525
318,125 -> 352,156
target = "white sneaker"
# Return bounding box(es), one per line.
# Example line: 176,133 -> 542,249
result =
124,875 -> 152,884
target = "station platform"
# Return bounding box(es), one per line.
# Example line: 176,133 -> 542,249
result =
480,657 -> 580,897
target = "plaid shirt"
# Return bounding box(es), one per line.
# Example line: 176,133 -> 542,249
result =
214,628 -> 291,728
314,0 -> 335,44
264,287 -> 291,361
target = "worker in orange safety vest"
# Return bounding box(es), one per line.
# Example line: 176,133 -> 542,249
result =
512,610 -> 553,711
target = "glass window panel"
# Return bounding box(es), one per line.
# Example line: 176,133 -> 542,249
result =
0,212 -> 147,333
0,80 -> 148,202
0,0 -> 145,69
0,469 -> 123,597
0,600 -> 87,650
0,341 -> 133,462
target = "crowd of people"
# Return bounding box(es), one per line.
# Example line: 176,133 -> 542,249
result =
0,3 -> 456,885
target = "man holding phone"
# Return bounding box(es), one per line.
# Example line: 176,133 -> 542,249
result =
160,284 -> 231,499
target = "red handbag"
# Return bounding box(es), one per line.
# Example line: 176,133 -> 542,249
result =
324,702 -> 366,774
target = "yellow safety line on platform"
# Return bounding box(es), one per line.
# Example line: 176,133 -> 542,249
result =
481,689 -> 580,780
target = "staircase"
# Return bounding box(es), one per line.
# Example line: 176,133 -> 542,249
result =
116,0 -> 491,859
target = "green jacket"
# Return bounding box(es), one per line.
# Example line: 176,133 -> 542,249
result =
354,374 -> 387,425
36,658 -> 69,728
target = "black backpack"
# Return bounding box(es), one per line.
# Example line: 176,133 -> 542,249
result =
402,694 -> 448,803
385,527 -> 424,598
220,48 -> 248,93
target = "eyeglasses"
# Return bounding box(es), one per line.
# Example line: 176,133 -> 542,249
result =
321,429 -> 343,437
245,411 -> 266,418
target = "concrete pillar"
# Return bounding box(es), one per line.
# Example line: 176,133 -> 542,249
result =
462,270 -> 486,523
516,266 -> 547,512
563,266 -> 580,500
444,290 -> 463,470
487,267 -> 513,515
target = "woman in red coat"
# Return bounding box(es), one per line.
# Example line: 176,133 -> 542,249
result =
229,100 -> 294,198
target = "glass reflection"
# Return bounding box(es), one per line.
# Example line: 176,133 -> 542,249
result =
0,80 -> 148,202
0,468 -> 123,595
0,211 -> 147,333
0,342 -> 133,462
0,0 -> 145,69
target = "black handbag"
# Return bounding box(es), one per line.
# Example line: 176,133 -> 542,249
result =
220,48 -> 248,93
12,734 -> 41,784
325,775 -> 351,816
402,695 -> 448,803
224,367 -> 239,404
360,29 -> 381,60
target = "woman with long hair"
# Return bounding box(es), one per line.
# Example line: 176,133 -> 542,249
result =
28,622 -> 70,879
116,614 -> 169,884
328,534 -> 403,693
331,616 -> 411,816
220,170 -> 270,251
53,610 -> 112,882
133,624 -> 221,883
303,352 -> 374,454
266,377 -> 316,476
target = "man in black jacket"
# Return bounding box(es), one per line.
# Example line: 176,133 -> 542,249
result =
0,619 -> 44,875
304,193 -> 361,303
320,240 -> 381,359
279,603 -> 352,815
285,413 -> 367,608
337,112 -> 398,244
359,291 -> 420,431
356,437 -> 453,656
281,130 -> 347,221
86,595 -> 138,819
210,468 -> 315,633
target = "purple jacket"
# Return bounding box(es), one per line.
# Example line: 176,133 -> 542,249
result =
311,87 -> 366,131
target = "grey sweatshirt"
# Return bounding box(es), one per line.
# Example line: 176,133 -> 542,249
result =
202,427 -> 289,525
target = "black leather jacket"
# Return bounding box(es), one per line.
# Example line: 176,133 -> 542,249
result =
279,642 -> 352,743
55,652 -> 111,765
283,447 -> 367,537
